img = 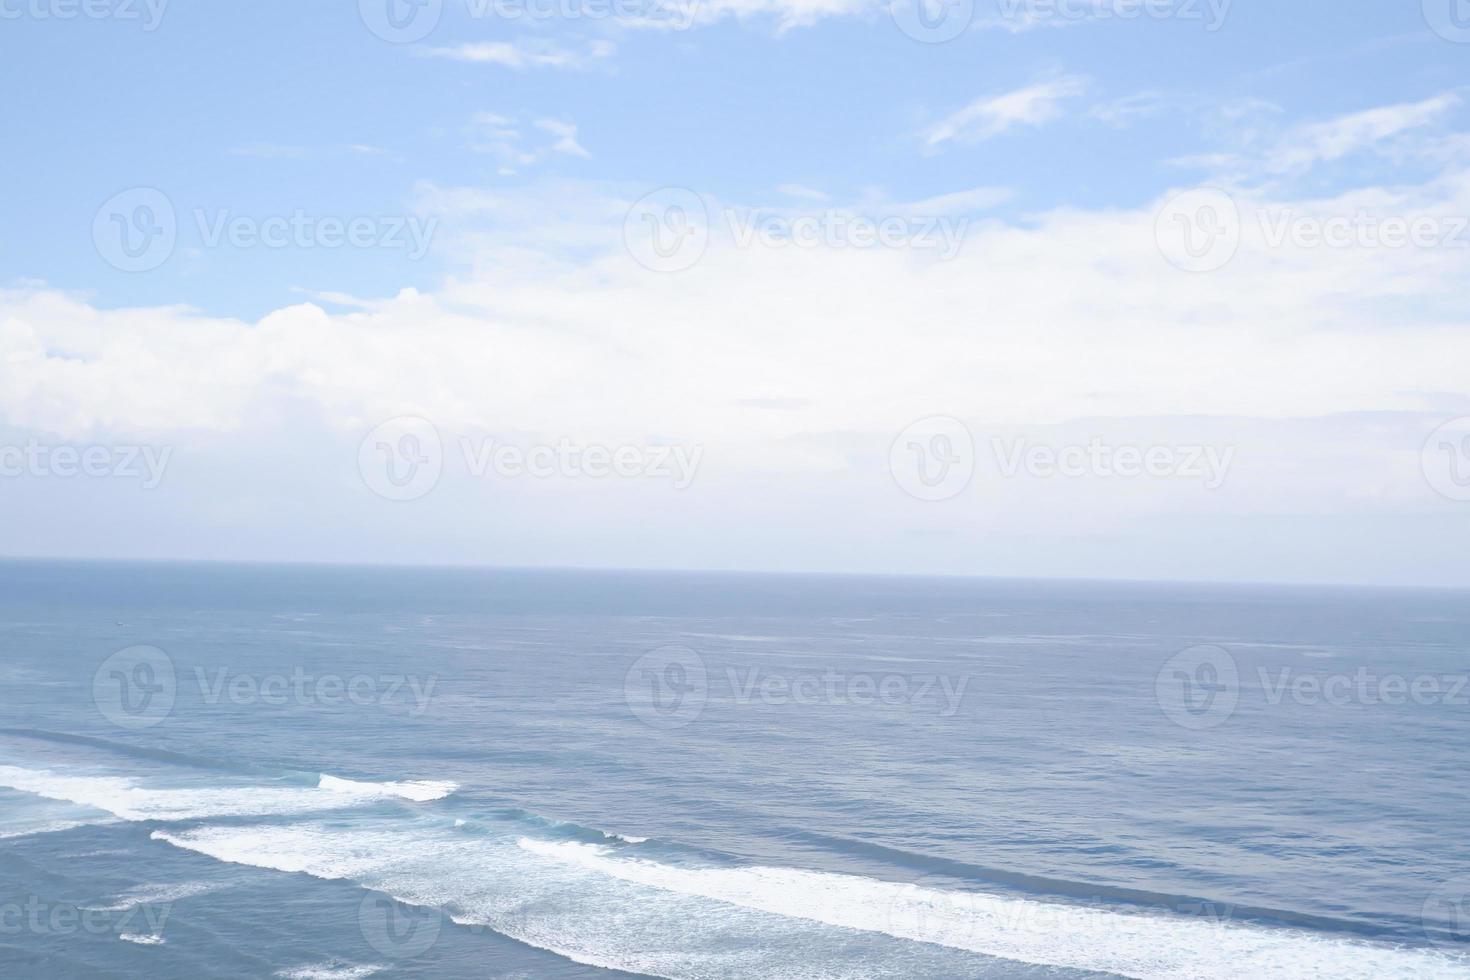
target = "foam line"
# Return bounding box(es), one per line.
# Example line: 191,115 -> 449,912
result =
0,765 -> 454,821
146,817 -> 1470,980
517,838 -> 1470,980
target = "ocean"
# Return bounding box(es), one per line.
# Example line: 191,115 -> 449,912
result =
1,559 -> 1468,979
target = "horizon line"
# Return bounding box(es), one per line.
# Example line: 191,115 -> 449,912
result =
2,553 -> 1465,595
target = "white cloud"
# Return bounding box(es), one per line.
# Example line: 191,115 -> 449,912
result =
534,119 -> 591,159
1267,94 -> 1462,174
1164,151 -> 1242,171
1089,90 -> 1175,127
1153,93 -> 1464,187
1092,92 -> 1283,131
465,114 -> 591,173
976,0 -> 1090,32
500,0 -> 872,33
226,143 -> 397,160
9,169 -> 1469,444
421,39 -> 615,70
976,0 -> 1232,33
1218,97 -> 1284,122
898,186 -> 1014,212
924,76 -> 1089,149
7,98 -> 1470,581
672,0 -> 869,32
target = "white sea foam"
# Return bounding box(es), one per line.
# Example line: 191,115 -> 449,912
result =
0,786 -> 115,839
0,765 -> 454,821
61,848 -> 136,859
0,766 -> 352,821
317,774 -> 458,802
151,826 -> 396,878
0,819 -> 96,840
517,838 -> 1470,980
152,823 -> 944,979
150,820 -> 1470,980
86,880 -> 221,912
118,933 -> 166,945
275,964 -> 384,979
601,831 -> 649,844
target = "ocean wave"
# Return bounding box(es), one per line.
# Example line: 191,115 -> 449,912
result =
317,774 -> 458,802
60,848 -> 137,859
148,818 -> 1470,980
274,963 -> 384,979
780,829 -> 1386,937
0,819 -> 99,840
85,880 -> 222,912
152,822 -> 990,979
516,838 -> 1470,980
118,933 -> 166,945
0,765 -> 452,822
0,727 -> 272,775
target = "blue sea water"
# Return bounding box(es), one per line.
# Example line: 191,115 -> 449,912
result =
1,559 -> 1468,979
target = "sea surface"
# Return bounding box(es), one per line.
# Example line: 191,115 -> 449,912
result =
1,559 -> 1468,979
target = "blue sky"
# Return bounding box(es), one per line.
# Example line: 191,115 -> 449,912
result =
2,1 -> 1469,584
4,0 -> 1463,315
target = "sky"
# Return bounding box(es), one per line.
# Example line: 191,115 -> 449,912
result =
1,0 -> 1469,586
